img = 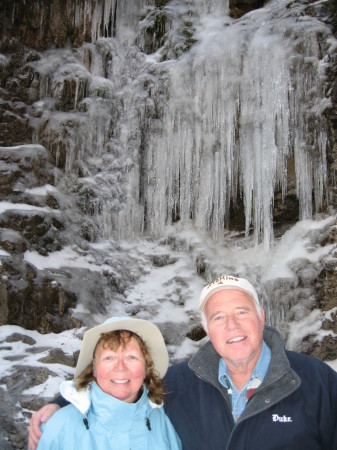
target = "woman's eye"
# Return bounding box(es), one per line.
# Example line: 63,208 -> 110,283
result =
103,355 -> 116,361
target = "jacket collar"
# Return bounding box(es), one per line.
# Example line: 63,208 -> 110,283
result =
60,380 -> 153,418
188,326 -> 300,395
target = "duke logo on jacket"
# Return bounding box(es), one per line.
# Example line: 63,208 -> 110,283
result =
272,414 -> 293,422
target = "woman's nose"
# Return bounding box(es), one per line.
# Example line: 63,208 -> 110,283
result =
113,356 -> 127,370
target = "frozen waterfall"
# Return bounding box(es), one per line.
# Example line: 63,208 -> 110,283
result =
141,0 -> 330,248
29,0 -> 332,248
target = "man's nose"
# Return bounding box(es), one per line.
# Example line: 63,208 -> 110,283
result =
226,315 -> 238,329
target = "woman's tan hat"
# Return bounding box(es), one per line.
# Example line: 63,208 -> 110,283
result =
75,317 -> 169,379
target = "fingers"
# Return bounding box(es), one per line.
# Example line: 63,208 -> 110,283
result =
28,409 -> 43,450
28,404 -> 60,450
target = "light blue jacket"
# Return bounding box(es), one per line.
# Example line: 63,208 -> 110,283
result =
37,381 -> 181,450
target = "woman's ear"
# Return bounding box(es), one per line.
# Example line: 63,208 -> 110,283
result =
93,365 -> 97,377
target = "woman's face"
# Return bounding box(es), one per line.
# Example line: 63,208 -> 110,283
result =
93,336 -> 146,403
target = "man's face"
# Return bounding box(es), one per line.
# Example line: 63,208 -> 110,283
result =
204,289 -> 265,370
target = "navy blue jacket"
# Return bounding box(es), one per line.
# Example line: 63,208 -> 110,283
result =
163,326 -> 337,450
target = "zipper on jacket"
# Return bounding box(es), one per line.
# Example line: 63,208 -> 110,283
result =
146,406 -> 156,431
83,417 -> 89,430
194,370 -> 233,414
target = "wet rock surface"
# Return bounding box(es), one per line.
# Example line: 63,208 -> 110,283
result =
0,331 -> 77,449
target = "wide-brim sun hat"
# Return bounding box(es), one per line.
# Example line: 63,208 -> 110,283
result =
199,275 -> 260,312
74,317 -> 169,379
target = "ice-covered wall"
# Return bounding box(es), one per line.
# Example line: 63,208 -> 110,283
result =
7,0 -> 335,247
139,0 -> 332,247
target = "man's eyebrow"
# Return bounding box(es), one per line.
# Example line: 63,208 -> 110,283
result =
208,310 -> 224,320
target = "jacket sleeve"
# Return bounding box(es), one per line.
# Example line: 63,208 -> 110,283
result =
321,363 -> 337,449
37,413 -> 64,450
49,394 -> 69,408
287,351 -> 337,449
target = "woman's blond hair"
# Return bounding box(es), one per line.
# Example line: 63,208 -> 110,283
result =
75,330 -> 166,404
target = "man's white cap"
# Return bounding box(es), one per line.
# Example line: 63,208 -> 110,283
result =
75,316 -> 169,379
199,275 -> 260,311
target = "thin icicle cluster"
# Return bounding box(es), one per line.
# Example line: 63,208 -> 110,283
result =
73,0 -> 147,44
26,0 -> 333,247
141,0 -> 332,247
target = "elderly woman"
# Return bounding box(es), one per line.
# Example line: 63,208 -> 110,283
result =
36,317 -> 181,450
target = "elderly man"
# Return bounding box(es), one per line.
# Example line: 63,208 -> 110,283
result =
29,275 -> 337,449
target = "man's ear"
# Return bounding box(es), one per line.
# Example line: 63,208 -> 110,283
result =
260,307 -> 265,327
201,317 -> 209,335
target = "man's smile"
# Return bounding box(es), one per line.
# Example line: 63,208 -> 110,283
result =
227,336 -> 247,344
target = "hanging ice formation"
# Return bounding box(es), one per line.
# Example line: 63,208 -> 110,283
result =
30,0 -> 332,248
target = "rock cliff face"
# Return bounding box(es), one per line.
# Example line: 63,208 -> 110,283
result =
1,0 -> 336,332
0,0 -> 337,448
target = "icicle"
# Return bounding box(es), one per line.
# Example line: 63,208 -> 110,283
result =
140,0 -> 331,246
27,0 -> 332,245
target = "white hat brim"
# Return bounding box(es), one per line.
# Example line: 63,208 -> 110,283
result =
75,318 -> 169,379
